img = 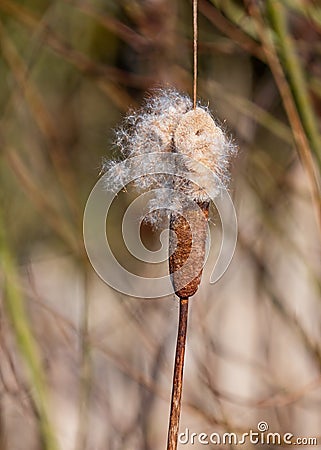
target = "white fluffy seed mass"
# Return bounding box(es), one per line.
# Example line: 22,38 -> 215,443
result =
114,89 -> 192,156
103,88 -> 236,227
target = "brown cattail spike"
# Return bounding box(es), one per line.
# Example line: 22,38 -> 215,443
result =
169,201 -> 209,298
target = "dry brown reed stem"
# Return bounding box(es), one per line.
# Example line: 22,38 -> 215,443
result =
166,297 -> 189,450
193,0 -> 198,109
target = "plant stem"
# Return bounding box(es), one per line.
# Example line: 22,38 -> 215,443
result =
193,0 -> 198,109
247,0 -> 321,233
166,297 -> 189,450
0,208 -> 59,450
266,0 -> 321,169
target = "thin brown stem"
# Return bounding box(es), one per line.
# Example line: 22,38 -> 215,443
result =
193,0 -> 198,109
166,297 -> 189,450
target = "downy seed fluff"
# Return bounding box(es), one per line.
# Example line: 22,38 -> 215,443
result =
103,88 -> 236,227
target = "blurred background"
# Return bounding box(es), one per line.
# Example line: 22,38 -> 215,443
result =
1,0 -> 321,449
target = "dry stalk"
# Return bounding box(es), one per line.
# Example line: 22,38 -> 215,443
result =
167,202 -> 209,450
166,296 -> 189,450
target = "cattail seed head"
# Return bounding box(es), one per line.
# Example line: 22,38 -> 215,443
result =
105,89 -> 235,223
104,88 -> 237,297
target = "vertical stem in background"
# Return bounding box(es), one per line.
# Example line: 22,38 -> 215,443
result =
166,297 -> 189,450
247,1 -> 321,232
266,0 -> 321,168
74,263 -> 91,450
193,0 -> 198,109
0,209 -> 58,450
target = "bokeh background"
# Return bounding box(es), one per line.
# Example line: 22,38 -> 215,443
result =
1,0 -> 321,449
